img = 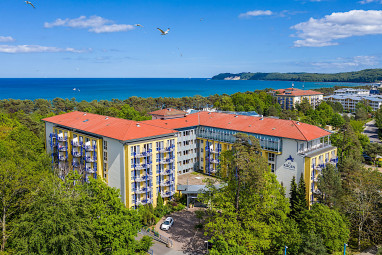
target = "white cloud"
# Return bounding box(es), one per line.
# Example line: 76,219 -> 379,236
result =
0,45 -> 84,53
239,10 -> 273,18
359,0 -> 382,4
291,10 -> 382,47
0,36 -> 15,42
311,56 -> 379,68
44,15 -> 135,33
89,24 -> 134,33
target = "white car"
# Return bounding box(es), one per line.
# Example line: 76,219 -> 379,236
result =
160,217 -> 174,231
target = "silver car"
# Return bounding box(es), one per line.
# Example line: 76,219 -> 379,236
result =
160,217 -> 174,231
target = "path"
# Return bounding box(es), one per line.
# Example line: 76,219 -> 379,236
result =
136,233 -> 184,255
363,120 -> 381,144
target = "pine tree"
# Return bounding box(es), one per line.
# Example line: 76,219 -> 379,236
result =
295,173 -> 308,222
289,176 -> 298,218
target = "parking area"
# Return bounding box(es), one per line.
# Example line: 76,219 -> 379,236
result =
155,208 -> 209,255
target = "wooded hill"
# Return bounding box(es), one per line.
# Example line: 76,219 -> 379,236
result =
212,69 -> 382,83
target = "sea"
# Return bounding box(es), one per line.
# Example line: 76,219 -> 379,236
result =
0,78 -> 367,101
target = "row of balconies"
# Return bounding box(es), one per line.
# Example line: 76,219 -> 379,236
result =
205,146 -> 222,154
160,158 -> 175,164
132,150 -> 152,158
156,144 -> 175,153
132,175 -> 153,182
134,162 -> 152,170
160,179 -> 175,187
133,198 -> 153,205
132,187 -> 153,194
161,190 -> 176,198
311,157 -> 338,170
159,168 -> 175,176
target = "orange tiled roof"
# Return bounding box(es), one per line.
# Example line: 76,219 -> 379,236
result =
143,112 -> 330,141
42,111 -> 177,141
274,88 -> 323,96
149,108 -> 186,116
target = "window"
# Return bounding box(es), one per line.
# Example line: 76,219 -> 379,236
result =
104,163 -> 108,172
103,141 -> 108,150
269,164 -> 275,173
268,153 -> 275,162
103,152 -> 108,161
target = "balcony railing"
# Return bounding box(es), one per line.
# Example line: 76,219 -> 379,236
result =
166,144 -> 175,152
299,143 -> 331,154
72,161 -> 80,168
132,175 -> 153,182
83,145 -> 96,152
210,159 -> 220,164
133,187 -> 153,194
161,190 -> 176,198
140,198 -> 153,205
160,158 -> 175,164
157,147 -> 167,153
58,155 -> 67,161
58,146 -> 68,152
85,156 -> 97,163
206,147 -> 222,154
160,168 -> 175,175
57,136 -> 68,142
71,140 -> 82,147
312,188 -> 321,195
132,150 -> 152,158
86,167 -> 96,174
72,151 -> 81,157
160,180 -> 175,187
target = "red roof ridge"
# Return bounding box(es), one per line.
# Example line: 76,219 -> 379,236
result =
292,120 -> 308,141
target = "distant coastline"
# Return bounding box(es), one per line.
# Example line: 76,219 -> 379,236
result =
212,68 -> 382,83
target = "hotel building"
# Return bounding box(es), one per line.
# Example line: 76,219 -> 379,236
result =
325,94 -> 382,112
271,88 -> 324,110
44,110 -> 337,206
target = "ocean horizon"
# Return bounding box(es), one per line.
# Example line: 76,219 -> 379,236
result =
0,78 -> 366,101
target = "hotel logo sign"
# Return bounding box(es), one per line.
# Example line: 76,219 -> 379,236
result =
283,155 -> 296,171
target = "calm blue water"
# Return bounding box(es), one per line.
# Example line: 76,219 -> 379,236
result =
0,78 -> 365,101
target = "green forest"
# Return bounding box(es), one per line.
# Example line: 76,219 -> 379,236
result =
212,68 -> 382,83
1,90 -> 382,254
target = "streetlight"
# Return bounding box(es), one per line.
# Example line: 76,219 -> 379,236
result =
284,245 -> 288,255
343,243 -> 347,255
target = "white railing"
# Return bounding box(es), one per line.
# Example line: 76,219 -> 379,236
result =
72,151 -> 81,157
85,156 -> 97,163
161,190 -> 175,198
59,155 -> 67,161
57,136 -> 68,142
160,180 -> 175,187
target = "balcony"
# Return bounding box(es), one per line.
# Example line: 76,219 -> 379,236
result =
71,140 -> 82,147
132,150 -> 152,158
83,145 -> 96,152
57,136 -> 68,142
86,167 -> 96,174
72,161 -> 80,168
207,167 -> 217,173
157,147 -> 167,153
166,145 -> 175,152
58,155 -> 67,161
160,157 -> 175,164
72,151 -> 81,158
140,198 -> 153,205
133,187 -> 153,194
210,159 -> 220,164
160,180 -> 175,187
313,189 -> 321,195
161,190 -> 176,198
160,168 -> 175,176
85,156 -> 97,163
58,146 -> 68,152
134,164 -> 144,170
206,147 -> 221,154
133,175 -> 153,182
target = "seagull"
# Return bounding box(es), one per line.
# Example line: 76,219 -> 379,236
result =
135,24 -> 143,27
25,1 -> 35,8
157,28 -> 170,35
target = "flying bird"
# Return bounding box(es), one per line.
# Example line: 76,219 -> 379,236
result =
200,18 -> 204,21
135,24 -> 143,27
25,1 -> 35,8
157,28 -> 170,35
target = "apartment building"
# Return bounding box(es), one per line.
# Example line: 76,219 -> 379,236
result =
43,112 -> 178,208
271,88 -> 324,110
334,88 -> 369,95
325,94 -> 382,112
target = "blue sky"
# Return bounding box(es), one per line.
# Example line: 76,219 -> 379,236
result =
1,0 -> 382,78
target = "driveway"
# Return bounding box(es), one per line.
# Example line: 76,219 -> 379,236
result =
155,208 -> 209,255
363,120 -> 381,143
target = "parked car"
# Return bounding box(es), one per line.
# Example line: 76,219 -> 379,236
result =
160,217 -> 174,231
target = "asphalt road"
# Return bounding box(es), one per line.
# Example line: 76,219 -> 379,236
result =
363,120 -> 381,144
